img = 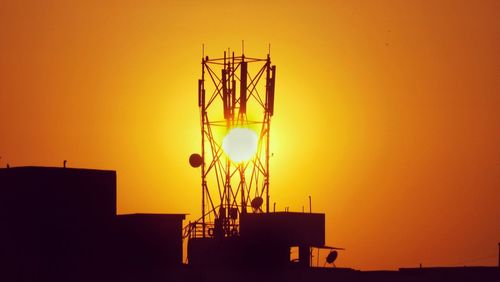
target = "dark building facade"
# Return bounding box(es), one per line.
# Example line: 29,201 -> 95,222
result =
114,213 -> 185,269
0,167 -> 117,281
0,166 -> 185,281
188,212 -> 325,268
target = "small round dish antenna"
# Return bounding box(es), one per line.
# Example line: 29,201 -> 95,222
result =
326,250 -> 338,267
250,196 -> 263,212
189,153 -> 203,168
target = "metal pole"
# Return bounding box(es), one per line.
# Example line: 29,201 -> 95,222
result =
265,114 -> 270,213
201,57 -> 206,238
309,195 -> 312,213
240,165 -> 246,215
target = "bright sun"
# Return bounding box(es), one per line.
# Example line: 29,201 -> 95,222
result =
222,128 -> 258,163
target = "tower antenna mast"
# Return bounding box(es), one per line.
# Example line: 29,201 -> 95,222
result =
189,49 -> 276,239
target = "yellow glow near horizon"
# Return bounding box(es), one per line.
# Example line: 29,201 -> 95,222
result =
222,128 -> 258,163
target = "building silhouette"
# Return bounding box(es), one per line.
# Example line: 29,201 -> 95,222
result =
1,166 -> 498,282
0,166 -> 184,281
188,212 -> 325,268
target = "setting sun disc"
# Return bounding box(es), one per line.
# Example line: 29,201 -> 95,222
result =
222,128 -> 258,163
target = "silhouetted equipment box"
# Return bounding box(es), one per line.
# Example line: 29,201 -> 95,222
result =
240,212 -> 325,246
188,212 -> 326,268
114,214 -> 186,268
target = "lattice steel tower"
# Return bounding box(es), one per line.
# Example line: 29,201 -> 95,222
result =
189,50 -> 276,239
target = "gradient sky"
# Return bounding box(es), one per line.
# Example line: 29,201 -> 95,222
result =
1,0 -> 499,270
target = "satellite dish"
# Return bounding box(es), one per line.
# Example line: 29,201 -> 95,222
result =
189,153 -> 203,168
251,196 -> 263,211
326,250 -> 338,264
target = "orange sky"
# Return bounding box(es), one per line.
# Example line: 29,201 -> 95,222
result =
1,0 -> 499,270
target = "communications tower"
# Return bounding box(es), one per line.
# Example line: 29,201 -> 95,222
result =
187,49 -> 328,269
188,50 -> 276,239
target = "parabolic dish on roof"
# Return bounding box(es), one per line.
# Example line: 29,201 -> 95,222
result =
251,196 -> 263,211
